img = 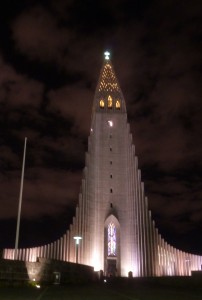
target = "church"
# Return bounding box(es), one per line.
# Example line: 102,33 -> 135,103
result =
3,52 -> 202,277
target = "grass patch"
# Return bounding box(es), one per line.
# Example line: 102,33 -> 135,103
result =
0,277 -> 201,299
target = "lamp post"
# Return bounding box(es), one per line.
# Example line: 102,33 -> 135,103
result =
73,236 -> 82,263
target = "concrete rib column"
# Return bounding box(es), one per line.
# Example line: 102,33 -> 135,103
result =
37,247 -> 40,260
69,224 -> 74,262
169,244 -> 173,275
22,248 -> 25,261
75,207 -> 79,236
53,241 -> 56,259
131,149 -> 137,276
153,221 -> 158,276
168,244 -> 172,275
42,245 -> 46,258
151,220 -> 155,275
26,248 -> 29,261
134,157 -> 140,276
80,193 -> 84,263
137,169 -> 143,276
83,179 -> 88,265
173,247 -> 176,275
140,181 -> 147,276
60,237 -> 63,260
158,236 -> 162,276
165,242 -> 168,275
149,211 -> 154,276
176,248 -> 179,275
50,243 -> 53,259
56,239 -> 59,260
39,246 -> 42,258
30,248 -> 33,261
155,229 -> 159,276
179,250 -> 182,275
127,141 -> 132,271
163,241 -> 167,275
84,177 -> 89,264
63,234 -> 66,261
44,245 -> 47,258
47,244 -> 50,259
146,199 -> 152,276
67,231 -> 70,261
161,237 -> 164,276
77,198 -> 82,262
160,238 -> 163,275
18,248 -> 21,260
181,251 -> 184,275
144,196 -> 149,276
80,182 -> 85,264
163,240 -> 167,275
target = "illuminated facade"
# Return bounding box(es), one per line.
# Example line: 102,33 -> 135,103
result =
3,53 -> 202,277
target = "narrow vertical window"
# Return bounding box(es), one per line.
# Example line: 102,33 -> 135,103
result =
108,95 -> 113,108
100,99 -> 105,108
108,223 -> 116,256
116,100 -> 120,109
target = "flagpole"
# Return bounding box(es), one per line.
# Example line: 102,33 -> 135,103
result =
14,137 -> 27,260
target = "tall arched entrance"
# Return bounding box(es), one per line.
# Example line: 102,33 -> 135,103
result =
104,214 -> 120,276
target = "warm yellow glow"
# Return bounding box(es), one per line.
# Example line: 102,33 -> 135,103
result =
108,95 -> 113,108
100,99 -> 105,108
116,100 -> 121,109
98,64 -> 120,93
92,252 -> 102,271
26,261 -> 45,282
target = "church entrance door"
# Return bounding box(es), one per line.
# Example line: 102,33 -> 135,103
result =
107,258 -> 117,277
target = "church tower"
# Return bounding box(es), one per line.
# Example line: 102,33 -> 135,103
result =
3,52 -> 202,278
83,51 -> 150,276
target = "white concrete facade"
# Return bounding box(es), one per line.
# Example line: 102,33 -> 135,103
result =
3,55 -> 202,277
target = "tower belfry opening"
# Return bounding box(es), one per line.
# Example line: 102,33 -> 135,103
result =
3,51 -> 202,278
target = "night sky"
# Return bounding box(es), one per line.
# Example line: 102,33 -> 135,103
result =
0,0 -> 202,255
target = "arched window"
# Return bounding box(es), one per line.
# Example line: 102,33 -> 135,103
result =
116,100 -> 121,109
108,95 -> 113,108
108,222 -> 116,256
100,99 -> 105,108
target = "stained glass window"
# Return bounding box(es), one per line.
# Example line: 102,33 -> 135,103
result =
108,223 -> 116,256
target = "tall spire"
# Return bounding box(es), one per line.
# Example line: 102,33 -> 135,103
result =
93,51 -> 126,113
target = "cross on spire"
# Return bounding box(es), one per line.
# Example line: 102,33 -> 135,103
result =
104,51 -> 110,60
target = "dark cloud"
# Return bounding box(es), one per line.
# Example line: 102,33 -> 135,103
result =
0,56 -> 44,108
47,85 -> 93,135
12,5 -> 70,63
0,167 -> 81,219
0,0 -> 202,253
